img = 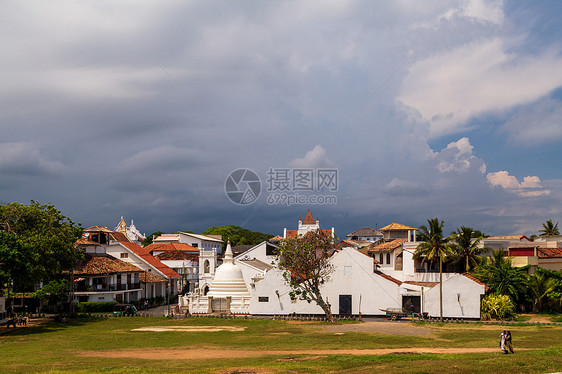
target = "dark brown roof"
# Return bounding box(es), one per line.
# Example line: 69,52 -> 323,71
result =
374,271 -> 402,285
74,254 -> 142,275
347,228 -> 382,237
75,237 -> 100,246
155,250 -> 198,261
232,245 -> 254,256
120,242 -> 181,279
368,239 -> 407,253
302,209 -> 316,225
139,271 -> 167,283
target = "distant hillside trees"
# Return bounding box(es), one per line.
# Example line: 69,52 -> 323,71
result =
201,225 -> 273,250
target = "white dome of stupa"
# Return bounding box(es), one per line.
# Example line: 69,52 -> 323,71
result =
207,241 -> 251,298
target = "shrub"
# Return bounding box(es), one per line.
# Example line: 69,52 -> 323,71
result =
77,301 -> 118,313
481,294 -> 516,320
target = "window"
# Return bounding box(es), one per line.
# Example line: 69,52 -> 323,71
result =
266,243 -> 277,256
344,266 -> 352,276
379,253 -> 384,264
204,260 -> 210,274
192,243 -> 198,248
258,296 -> 269,302
120,253 -> 128,259
387,253 -> 391,265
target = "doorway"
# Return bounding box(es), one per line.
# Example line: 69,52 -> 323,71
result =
339,295 -> 352,315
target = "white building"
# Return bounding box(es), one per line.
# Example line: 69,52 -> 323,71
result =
114,217 -> 146,244
181,242 -> 251,314
153,232 -> 223,253
283,209 -> 334,239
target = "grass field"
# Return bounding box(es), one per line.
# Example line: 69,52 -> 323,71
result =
1,316 -> 562,373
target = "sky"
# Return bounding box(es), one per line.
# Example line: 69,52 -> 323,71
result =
1,1 -> 562,239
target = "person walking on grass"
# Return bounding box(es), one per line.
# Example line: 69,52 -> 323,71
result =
500,330 -> 508,354
505,330 -> 514,353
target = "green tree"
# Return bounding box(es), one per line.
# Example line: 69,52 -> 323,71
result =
276,230 -> 336,322
474,249 -> 529,303
414,218 -> 452,321
142,231 -> 165,247
34,279 -> 70,315
528,272 -> 558,312
0,201 -> 83,284
539,219 -> 560,237
201,225 -> 273,251
450,226 -> 485,272
0,231 -> 35,299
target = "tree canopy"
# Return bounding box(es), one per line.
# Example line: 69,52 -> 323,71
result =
539,219 -> 560,237
449,226 -> 485,272
276,230 -> 336,322
0,201 -> 83,286
201,225 -> 273,250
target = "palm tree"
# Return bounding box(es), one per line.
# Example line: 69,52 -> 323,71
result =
539,219 -> 560,237
474,249 -> 528,303
450,226 -> 484,272
528,272 -> 558,312
414,218 -> 452,321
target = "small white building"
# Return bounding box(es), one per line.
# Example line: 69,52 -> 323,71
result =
181,242 -> 251,314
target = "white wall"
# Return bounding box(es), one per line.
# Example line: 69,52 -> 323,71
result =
424,274 -> 484,319
250,248 -> 402,316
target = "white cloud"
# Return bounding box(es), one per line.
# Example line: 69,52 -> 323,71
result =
398,38 -> 562,138
501,98 -> 562,146
487,171 -> 550,197
288,145 -> 334,168
435,137 -> 484,173
437,0 -> 504,25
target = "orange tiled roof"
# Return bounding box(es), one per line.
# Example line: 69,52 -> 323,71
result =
379,223 -> 417,231
145,242 -> 199,253
374,271 -> 402,285
269,235 -> 284,241
74,254 -> 142,275
302,209 -> 316,225
368,239 -> 407,253
120,242 -> 181,279
83,226 -> 114,233
538,248 -> 562,258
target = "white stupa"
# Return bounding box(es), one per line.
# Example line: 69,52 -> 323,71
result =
207,241 -> 251,298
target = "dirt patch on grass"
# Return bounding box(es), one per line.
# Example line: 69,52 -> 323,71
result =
79,347 -> 532,360
321,321 -> 433,337
131,326 -> 247,332
215,368 -> 276,374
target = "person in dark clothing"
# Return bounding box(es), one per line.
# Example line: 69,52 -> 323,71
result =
505,330 -> 514,353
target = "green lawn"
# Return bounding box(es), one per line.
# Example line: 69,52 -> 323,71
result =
1,316 -> 562,373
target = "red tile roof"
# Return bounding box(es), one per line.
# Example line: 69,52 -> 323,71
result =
120,242 -> 181,279
302,209 -> 316,225
538,248 -> 562,258
74,254 -> 142,275
374,271 -> 402,285
145,242 -> 199,253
